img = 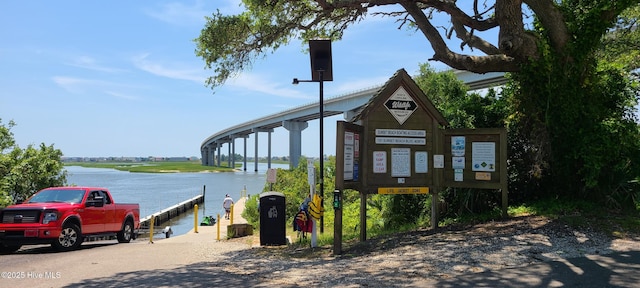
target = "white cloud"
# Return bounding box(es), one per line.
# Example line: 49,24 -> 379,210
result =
104,91 -> 140,101
52,76 -> 141,100
52,76 -> 97,93
226,72 -> 315,100
65,55 -> 125,73
132,53 -> 206,83
332,76 -> 388,95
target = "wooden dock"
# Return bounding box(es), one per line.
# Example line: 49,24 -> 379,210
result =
139,194 -> 205,229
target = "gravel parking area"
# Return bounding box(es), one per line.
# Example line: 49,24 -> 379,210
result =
63,215 -> 638,287
208,215 -> 640,287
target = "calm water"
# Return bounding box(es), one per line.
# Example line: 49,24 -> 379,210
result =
65,163 -> 288,236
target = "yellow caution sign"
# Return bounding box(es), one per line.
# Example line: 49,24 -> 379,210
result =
378,187 -> 429,195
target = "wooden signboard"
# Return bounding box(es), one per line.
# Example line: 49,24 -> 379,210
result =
333,69 -> 509,252
441,128 -> 508,217
335,121 -> 363,191
348,69 -> 448,194
441,128 -> 507,189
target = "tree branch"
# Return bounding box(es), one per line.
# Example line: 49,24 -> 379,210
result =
401,1 -> 519,73
451,18 -> 501,55
416,0 -> 499,31
524,0 -> 570,53
495,0 -> 539,61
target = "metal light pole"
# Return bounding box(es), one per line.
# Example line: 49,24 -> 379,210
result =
318,70 -> 325,233
292,39 -> 333,233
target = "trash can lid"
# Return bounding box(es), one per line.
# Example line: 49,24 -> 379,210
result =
260,191 -> 285,198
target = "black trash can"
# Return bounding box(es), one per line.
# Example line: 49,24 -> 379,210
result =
259,191 -> 286,246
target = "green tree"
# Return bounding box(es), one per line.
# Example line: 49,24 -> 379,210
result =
413,64 -> 510,219
196,1 -> 640,207
0,119 -> 67,206
414,63 -> 509,129
598,5 -> 640,73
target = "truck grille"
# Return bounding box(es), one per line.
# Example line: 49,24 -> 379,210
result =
1,210 -> 40,224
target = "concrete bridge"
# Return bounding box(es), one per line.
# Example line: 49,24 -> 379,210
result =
200,70 -> 507,171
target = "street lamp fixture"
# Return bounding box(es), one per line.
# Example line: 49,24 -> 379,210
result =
292,78 -> 313,85
292,39 -> 333,233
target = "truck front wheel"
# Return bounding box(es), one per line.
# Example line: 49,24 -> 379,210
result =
53,223 -> 83,251
117,220 -> 133,243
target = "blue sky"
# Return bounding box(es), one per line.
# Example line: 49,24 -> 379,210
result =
0,1 -> 467,158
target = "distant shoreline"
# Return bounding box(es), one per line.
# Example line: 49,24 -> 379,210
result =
64,161 -> 237,173
64,159 -> 290,173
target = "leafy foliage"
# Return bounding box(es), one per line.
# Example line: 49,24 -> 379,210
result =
413,64 -> 509,219
243,193 -> 260,226
597,5 -> 640,72
507,9 -> 640,206
195,1 -> 363,88
242,156 -> 314,227
0,119 -> 67,206
241,156 -> 385,236
414,64 -> 509,129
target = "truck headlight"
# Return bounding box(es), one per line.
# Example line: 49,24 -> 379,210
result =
42,211 -> 58,224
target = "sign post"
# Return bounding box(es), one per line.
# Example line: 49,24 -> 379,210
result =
266,168 -> 277,191
307,159 -> 317,247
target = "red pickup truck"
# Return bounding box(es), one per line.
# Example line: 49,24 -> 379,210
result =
0,186 -> 140,254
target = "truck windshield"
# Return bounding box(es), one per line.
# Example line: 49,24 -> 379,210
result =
26,189 -> 85,204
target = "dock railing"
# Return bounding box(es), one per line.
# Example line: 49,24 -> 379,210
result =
139,194 -> 205,231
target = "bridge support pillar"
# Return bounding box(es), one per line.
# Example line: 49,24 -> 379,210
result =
208,144 -> 217,166
283,120 -> 308,169
268,131 -> 272,169
228,140 -> 233,168
229,134 -> 248,170
252,128 -> 274,172
206,145 -> 213,166
203,144 -> 216,166
243,136 -> 247,171
217,142 -> 222,167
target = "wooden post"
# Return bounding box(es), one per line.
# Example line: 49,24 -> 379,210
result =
500,128 -> 508,218
230,203 -> 234,225
194,204 -> 199,233
333,189 -> 343,255
216,213 -> 221,241
431,188 -> 438,230
359,192 -> 367,241
149,214 -> 155,244
432,128 -> 443,230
